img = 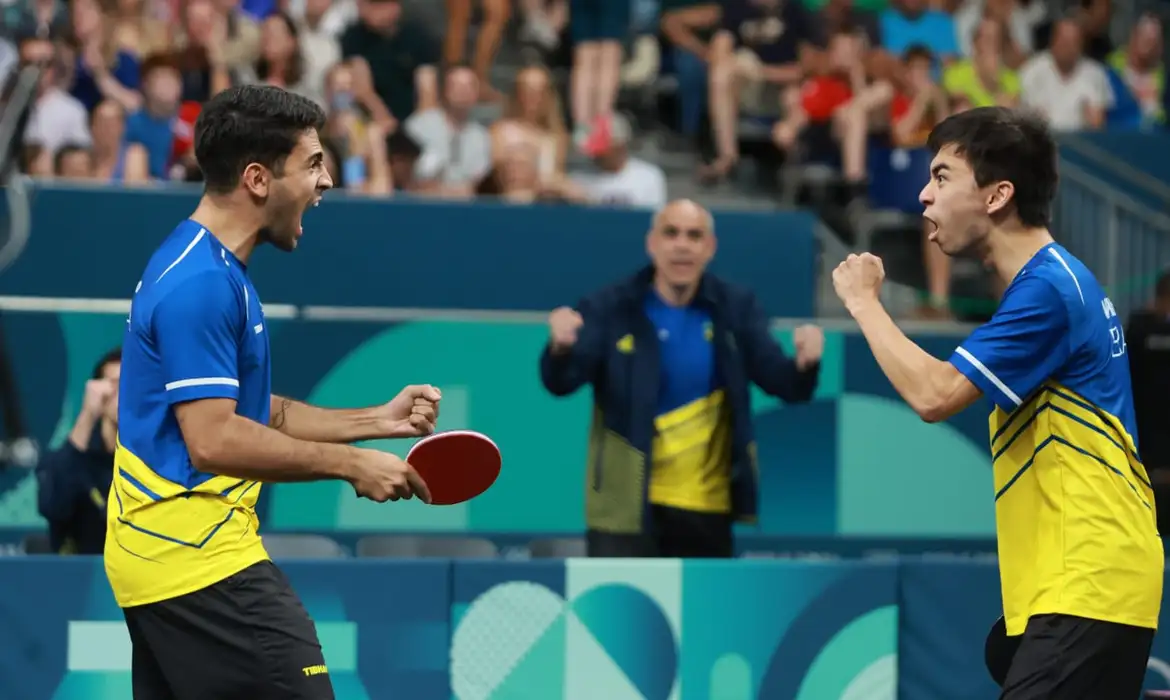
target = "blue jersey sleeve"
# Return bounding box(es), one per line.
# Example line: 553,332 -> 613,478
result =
152,271 -> 243,405
949,275 -> 1071,412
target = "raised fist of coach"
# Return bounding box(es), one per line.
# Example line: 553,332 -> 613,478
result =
548,307 -> 584,354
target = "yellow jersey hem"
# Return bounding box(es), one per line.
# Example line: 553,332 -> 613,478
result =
1008,608 -> 1160,636
648,493 -> 732,515
112,550 -> 270,609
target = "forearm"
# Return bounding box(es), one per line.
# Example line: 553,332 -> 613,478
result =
762,62 -> 802,84
196,412 -> 359,482
851,301 -> 950,417
68,412 -> 98,452
270,395 -> 385,443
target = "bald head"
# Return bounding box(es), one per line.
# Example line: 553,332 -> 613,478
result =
647,199 -> 717,292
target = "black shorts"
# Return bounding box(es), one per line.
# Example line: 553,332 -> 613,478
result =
122,560 -> 335,700
586,504 -> 734,558
998,613 -> 1154,700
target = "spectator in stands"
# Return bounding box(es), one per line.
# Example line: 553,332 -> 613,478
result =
19,144 -> 53,177
575,112 -> 667,207
491,65 -> 569,180
172,0 -> 233,102
123,54 -> 182,179
1020,18 -> 1112,131
660,1 -> 720,143
341,0 -> 437,127
90,99 -> 133,181
569,0 -> 629,143
240,12 -> 312,101
954,0 -> 1034,69
807,0 -> 881,55
1033,0 -> 1112,63
322,62 -> 375,189
35,348 -> 120,555
1126,270 -> 1170,534
107,0 -> 172,61
476,139 -> 565,202
880,0 -> 959,72
943,18 -> 1021,110
207,0 -> 262,70
67,0 -> 142,113
386,129 -> 422,192
405,64 -> 492,197
773,28 -> 864,154
540,199 -> 823,558
890,46 -> 947,146
292,0 -> 341,106
1105,14 -> 1164,130
21,35 -> 92,157
53,143 -> 94,180
703,0 -> 811,183
444,0 -> 510,102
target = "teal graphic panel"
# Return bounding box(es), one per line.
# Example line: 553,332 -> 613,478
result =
0,312 -> 994,537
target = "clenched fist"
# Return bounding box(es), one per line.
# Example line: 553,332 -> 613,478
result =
548,307 -> 584,354
793,325 -> 824,370
832,253 -> 886,312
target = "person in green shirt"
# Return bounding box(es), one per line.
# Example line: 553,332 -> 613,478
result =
943,18 -> 1019,109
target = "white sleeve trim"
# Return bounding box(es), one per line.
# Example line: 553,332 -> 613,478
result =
953,347 -> 1022,406
165,377 -> 240,391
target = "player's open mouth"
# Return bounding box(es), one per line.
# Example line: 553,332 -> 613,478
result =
924,215 -> 939,241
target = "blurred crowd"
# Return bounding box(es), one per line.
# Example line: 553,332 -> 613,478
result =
0,0 -> 1163,213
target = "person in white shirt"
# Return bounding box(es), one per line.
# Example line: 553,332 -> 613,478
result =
19,36 -> 90,156
573,112 -> 667,209
404,64 -> 492,196
1019,17 -> 1112,131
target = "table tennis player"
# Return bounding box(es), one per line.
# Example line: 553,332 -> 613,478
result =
539,198 -> 824,558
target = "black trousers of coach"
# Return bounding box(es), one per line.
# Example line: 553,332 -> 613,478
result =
998,613 -> 1154,700
586,504 -> 735,558
122,560 -> 336,700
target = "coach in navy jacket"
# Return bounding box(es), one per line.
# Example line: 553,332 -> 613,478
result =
539,200 -> 823,557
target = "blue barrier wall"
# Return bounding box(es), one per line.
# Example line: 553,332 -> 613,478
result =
4,557 -> 1169,700
0,185 -> 817,317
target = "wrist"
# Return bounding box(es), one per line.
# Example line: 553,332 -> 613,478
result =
846,296 -> 882,318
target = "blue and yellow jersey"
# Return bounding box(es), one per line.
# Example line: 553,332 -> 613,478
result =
106,219 -> 272,608
950,243 -> 1163,636
644,292 -> 732,514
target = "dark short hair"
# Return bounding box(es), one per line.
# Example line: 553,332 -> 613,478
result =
194,85 -> 326,194
53,143 -> 90,174
386,130 -> 421,159
92,347 -> 122,380
903,43 -> 934,63
1155,269 -> 1170,300
926,107 -> 1058,228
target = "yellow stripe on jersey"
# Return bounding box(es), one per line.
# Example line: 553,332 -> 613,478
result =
105,443 -> 269,607
648,390 -> 733,513
989,381 -> 1163,636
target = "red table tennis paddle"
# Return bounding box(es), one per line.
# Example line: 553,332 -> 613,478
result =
406,430 -> 501,506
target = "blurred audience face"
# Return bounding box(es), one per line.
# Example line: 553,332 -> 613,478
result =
828,33 -> 860,73
1130,16 -> 1163,68
444,66 -> 479,116
357,0 -> 401,33
983,0 -> 1015,24
973,19 -> 1003,64
23,146 -> 53,177
1051,19 -> 1084,72
903,51 -> 934,93
261,14 -> 297,61
71,0 -> 105,44
515,67 -> 550,123
499,143 -> 540,195
91,100 -> 125,153
646,200 -> 716,289
305,0 -> 333,21
185,0 -> 218,47
143,64 -> 182,116
1082,0 -> 1110,34
56,147 -> 94,180
20,37 -> 58,92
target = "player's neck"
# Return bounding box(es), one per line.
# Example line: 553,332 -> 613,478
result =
190,195 -> 263,264
984,225 -> 1055,285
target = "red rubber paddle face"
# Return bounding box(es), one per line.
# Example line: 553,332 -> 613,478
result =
405,430 -> 501,506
